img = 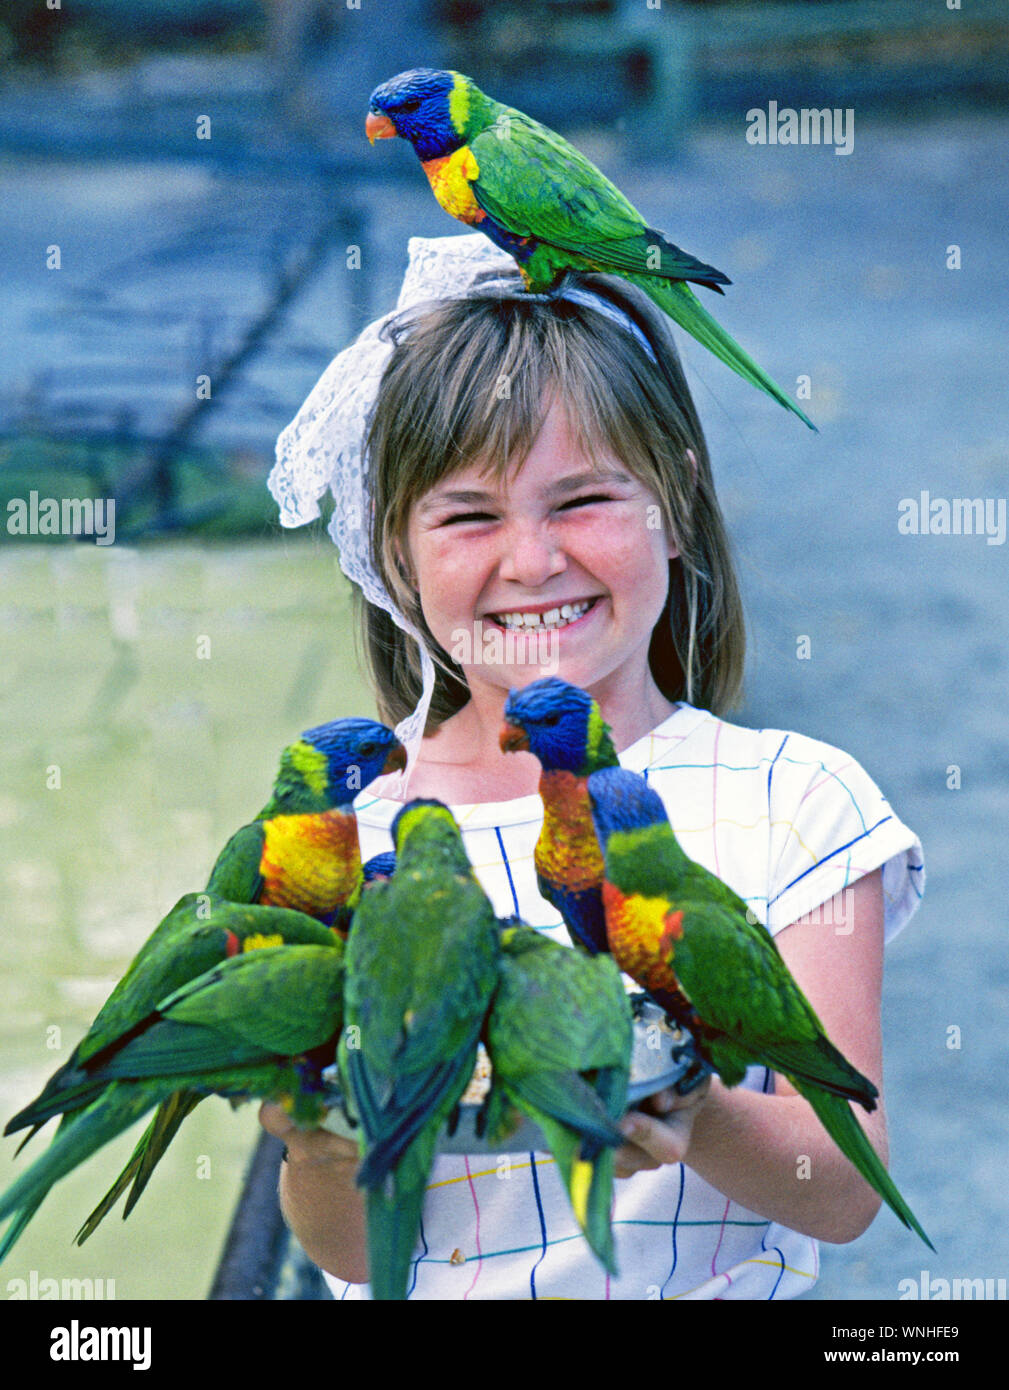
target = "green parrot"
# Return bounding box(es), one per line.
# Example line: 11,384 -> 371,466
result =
586,765 -> 934,1249
339,799 -> 500,1300
0,938 -> 346,1247
366,68 -> 815,430
483,919 -> 632,1274
1,717 -> 404,1255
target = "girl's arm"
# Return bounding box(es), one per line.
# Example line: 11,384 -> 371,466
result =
258,1103 -> 370,1283
615,869 -> 891,1244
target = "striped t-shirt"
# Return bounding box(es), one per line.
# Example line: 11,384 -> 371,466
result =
324,702 -> 925,1300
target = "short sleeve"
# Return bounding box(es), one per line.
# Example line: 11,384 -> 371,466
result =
763,729 -> 925,942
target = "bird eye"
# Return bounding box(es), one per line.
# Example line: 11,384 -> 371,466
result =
398,98 -> 422,114
359,742 -> 377,757
541,713 -> 560,727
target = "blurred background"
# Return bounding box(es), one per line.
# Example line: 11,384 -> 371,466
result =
1,0 -> 1007,1301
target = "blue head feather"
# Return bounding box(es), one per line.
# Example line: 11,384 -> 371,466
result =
368,68 -> 461,162
586,766 -> 668,843
301,718 -> 404,802
503,677 -> 593,773
362,850 -> 397,883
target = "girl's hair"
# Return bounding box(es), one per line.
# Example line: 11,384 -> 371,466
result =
357,270 -> 745,730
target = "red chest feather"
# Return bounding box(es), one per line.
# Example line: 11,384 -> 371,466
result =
537,771 -> 604,891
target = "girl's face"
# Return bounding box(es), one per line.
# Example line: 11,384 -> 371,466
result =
404,399 -> 678,704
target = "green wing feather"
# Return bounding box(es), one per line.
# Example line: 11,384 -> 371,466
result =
669,899 -> 875,1101
205,821 -> 267,902
470,113 -> 727,288
654,898 -> 932,1247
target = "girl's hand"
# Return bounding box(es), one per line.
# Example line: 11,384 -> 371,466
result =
614,1077 -> 712,1178
260,1102 -> 370,1282
258,1102 -> 361,1173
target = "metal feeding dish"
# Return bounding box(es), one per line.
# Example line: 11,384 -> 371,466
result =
320,994 -> 710,1155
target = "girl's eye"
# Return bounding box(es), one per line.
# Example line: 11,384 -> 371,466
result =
441,512 -> 497,525
557,493 -> 614,511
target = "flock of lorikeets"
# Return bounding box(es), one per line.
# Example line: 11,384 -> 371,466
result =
1,677 -> 929,1300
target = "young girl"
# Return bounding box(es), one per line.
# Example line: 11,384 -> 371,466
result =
262,234 -> 924,1300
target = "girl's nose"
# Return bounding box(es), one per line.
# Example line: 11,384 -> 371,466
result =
497,521 -> 566,588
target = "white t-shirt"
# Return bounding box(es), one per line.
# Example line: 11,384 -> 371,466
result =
323,703 -> 925,1300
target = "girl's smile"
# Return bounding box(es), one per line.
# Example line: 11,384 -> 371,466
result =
406,399 -> 679,710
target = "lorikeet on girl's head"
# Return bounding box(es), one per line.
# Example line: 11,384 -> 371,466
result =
367,68 -> 815,429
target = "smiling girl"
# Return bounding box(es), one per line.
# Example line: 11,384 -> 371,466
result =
262,236 -> 924,1300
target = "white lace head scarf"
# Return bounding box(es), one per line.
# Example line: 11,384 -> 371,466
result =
268,233 -> 657,798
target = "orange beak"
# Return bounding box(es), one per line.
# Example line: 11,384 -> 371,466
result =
499,722 -> 529,754
382,743 -> 408,775
366,111 -> 397,144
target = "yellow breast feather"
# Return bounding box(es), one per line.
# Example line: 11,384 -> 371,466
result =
420,145 -> 485,224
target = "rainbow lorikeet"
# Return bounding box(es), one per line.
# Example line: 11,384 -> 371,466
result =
204,716 -> 407,933
366,68 -> 815,430
586,765 -> 934,1249
339,800 -> 500,1300
483,919 -> 632,1274
1,717 -> 404,1256
0,938 -> 346,1251
501,677 -> 710,1092
499,677 -> 618,956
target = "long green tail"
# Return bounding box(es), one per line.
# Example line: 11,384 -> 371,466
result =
0,1085 -> 190,1260
631,274 -> 817,431
75,1089 -> 204,1244
537,1113 -> 618,1276
0,1110 -> 75,1261
0,1084 -> 162,1245
364,1125 -> 439,1301
492,1068 -> 625,1275
798,1081 -> 934,1249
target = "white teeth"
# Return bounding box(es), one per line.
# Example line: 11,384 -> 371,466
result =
491,600 -> 592,632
